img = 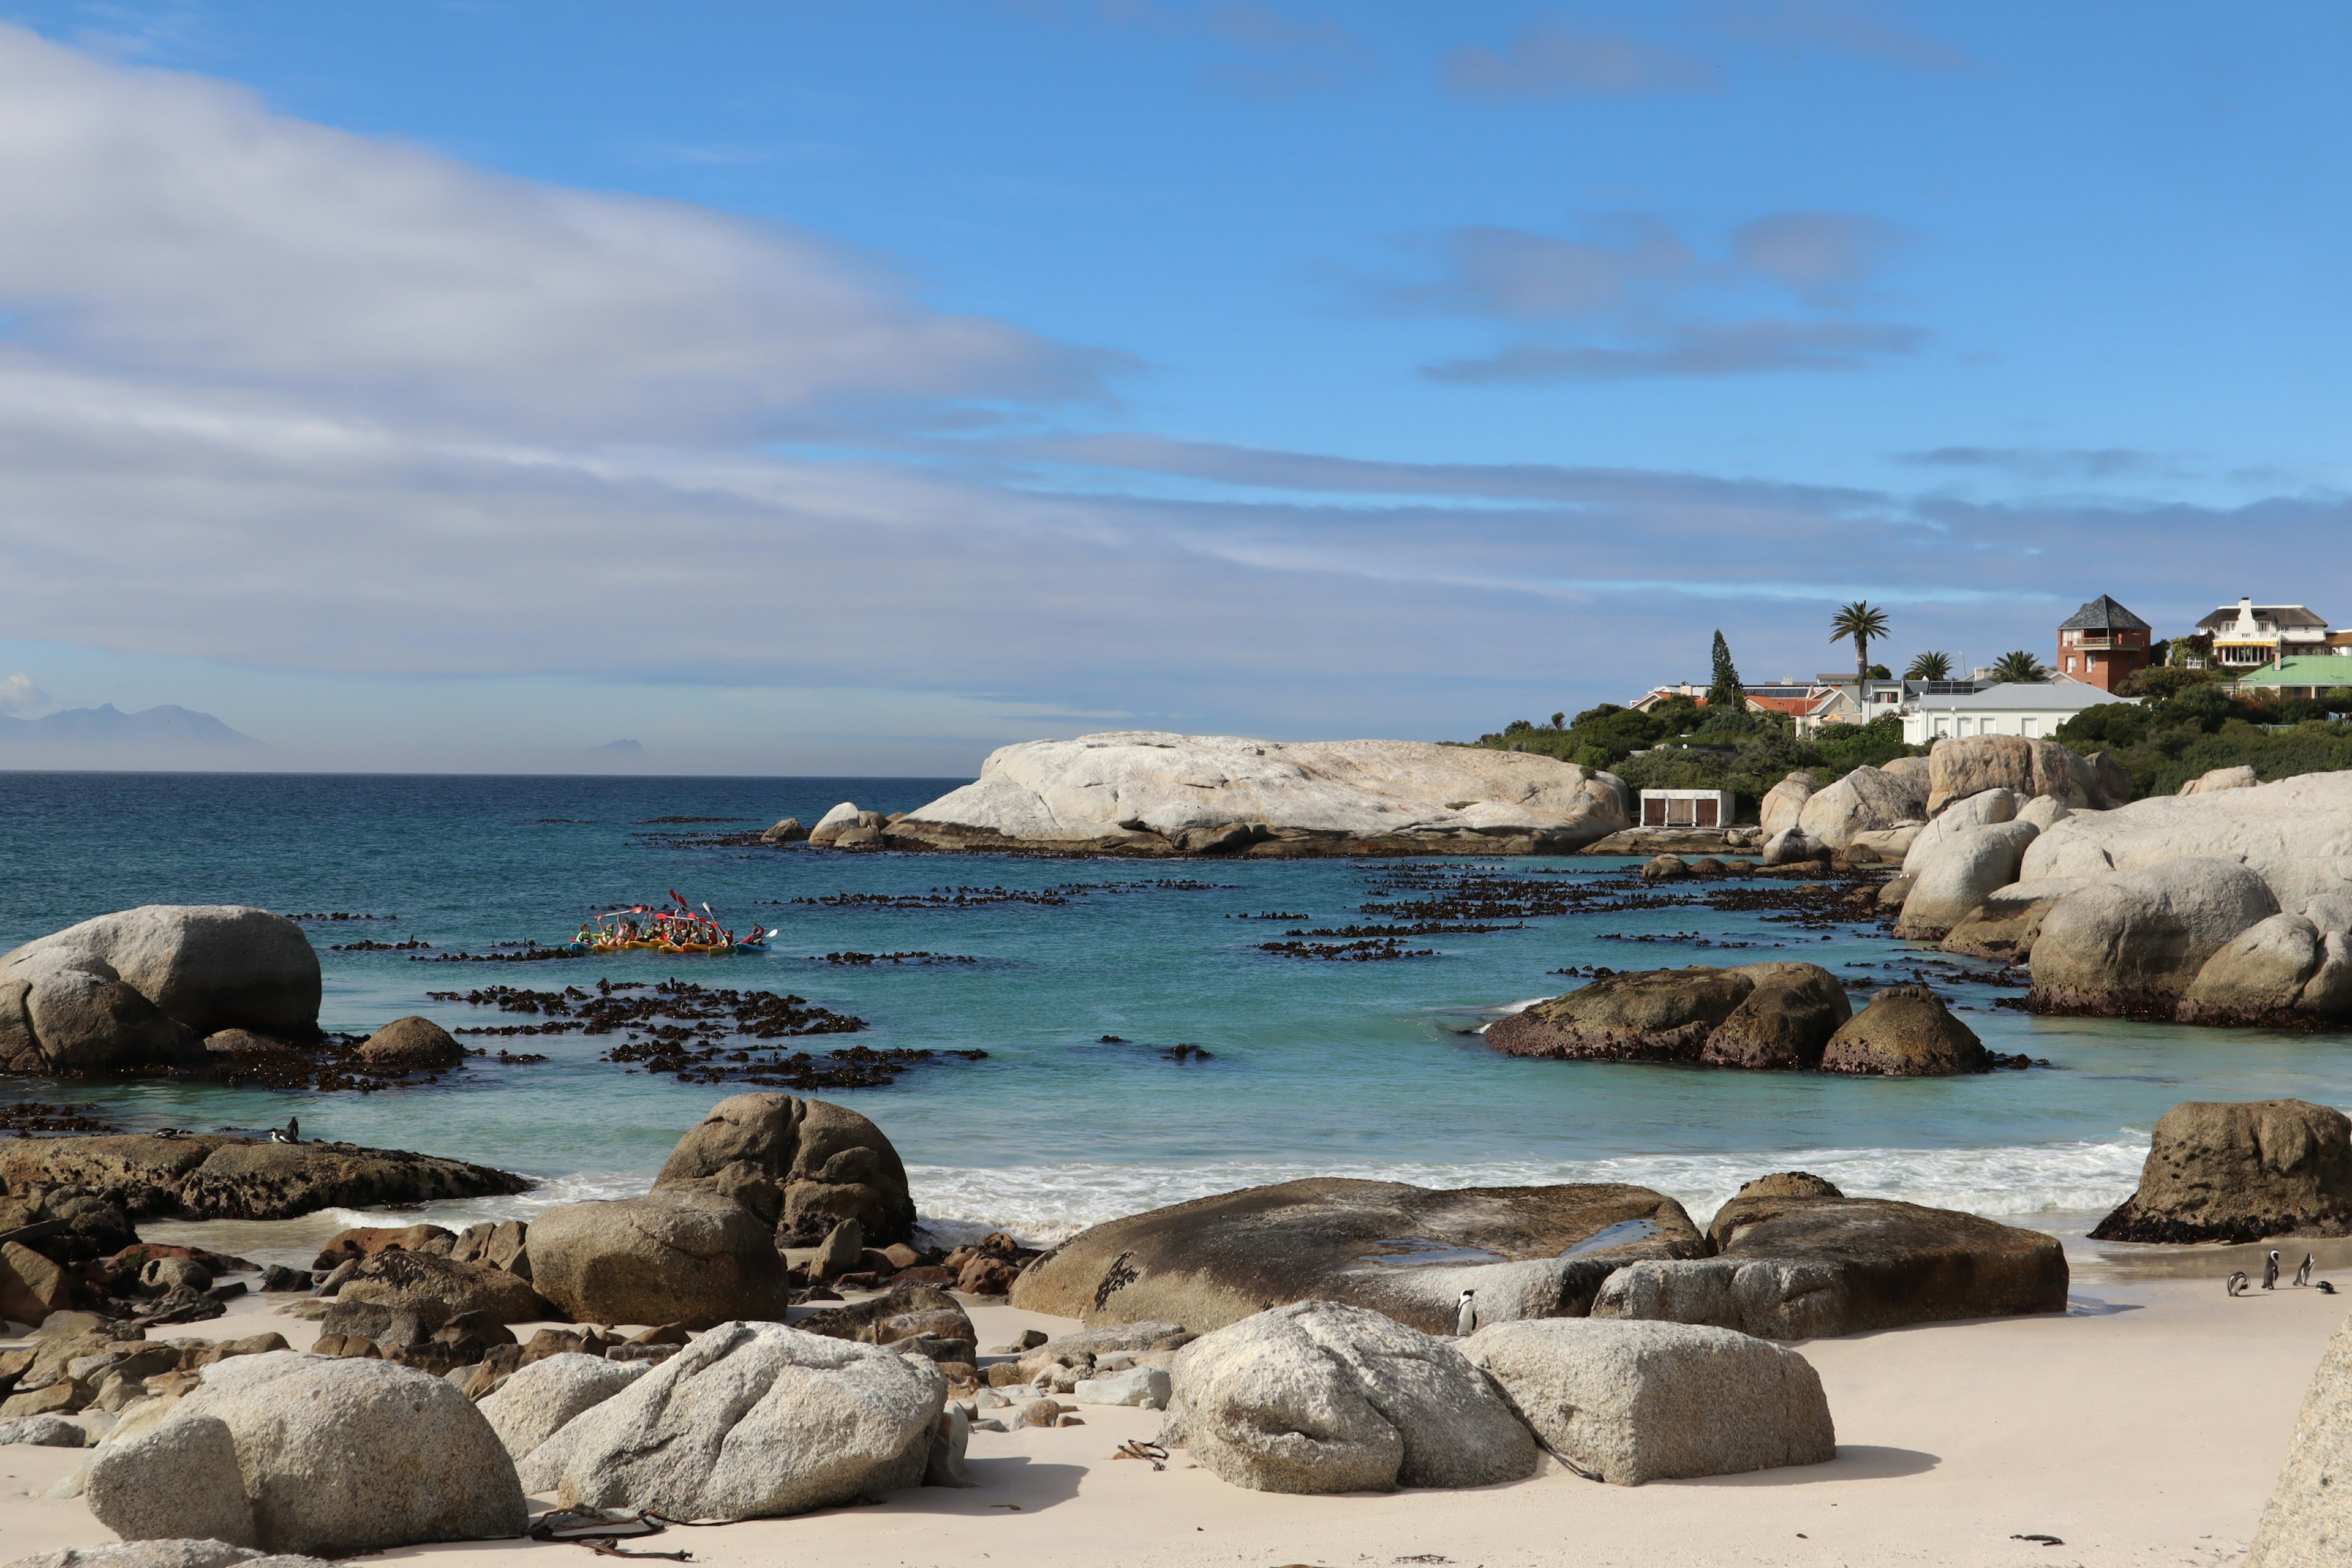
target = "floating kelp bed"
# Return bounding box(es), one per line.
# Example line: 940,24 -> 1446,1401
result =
330,938 -> 432,951
1,1101 -> 121,1135
1257,937 -> 1436,961
813,951 -> 981,966
413,946 -> 586,963
421,977 -> 984,1090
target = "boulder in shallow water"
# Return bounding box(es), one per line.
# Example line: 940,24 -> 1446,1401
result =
1462,1316 -> 1835,1485
0,1135 -> 529,1223
1696,965 -> 1853,1071
1009,1176 -> 1703,1336
1161,1300 -> 1539,1494
519,1321 -> 944,1518
1795,764 -> 1929,852
2181,914 -> 2342,1022
1938,878 -> 2086,961
760,816 -> 807,843
356,1016 -> 462,1069
529,1186 -> 791,1327
1896,820 -> 2040,938
0,906 -> 320,1049
1492,962 -> 1852,1072
2030,858 -> 2282,1013
654,1091 -> 915,1247
2090,1099 -> 2352,1245
1817,987 -> 1988,1077
1759,773 -> 1815,839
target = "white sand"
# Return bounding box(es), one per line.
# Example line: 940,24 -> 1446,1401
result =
2,1270 -> 2340,1568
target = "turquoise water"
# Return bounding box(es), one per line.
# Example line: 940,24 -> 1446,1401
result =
6,771 -> 2350,1245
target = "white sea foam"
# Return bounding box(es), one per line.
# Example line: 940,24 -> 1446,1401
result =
905,1131 -> 2156,1247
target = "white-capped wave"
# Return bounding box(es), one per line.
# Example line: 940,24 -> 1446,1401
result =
907,1131 -> 2156,1248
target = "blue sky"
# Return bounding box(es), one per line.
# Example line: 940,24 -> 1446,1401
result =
0,2 -> 2346,771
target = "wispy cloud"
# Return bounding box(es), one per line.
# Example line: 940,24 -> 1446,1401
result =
1897,447 -> 2179,480
1712,0 -> 1979,74
1442,24 -> 1716,100
1422,319 -> 1928,383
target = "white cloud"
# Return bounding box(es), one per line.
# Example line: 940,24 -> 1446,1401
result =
0,673 -> 47,714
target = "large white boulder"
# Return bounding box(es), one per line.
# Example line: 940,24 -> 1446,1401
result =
1896,820 -> 2040,937
1794,764 -> 1929,851
2031,859 -> 2282,1010
2249,1308 -> 2352,1565
887,733 -> 1630,854
519,1321 -> 945,1518
1461,1317 -> 1834,1485
2183,915 -> 2346,1020
84,1414 -> 255,1548
475,1352 -> 649,1464
83,1352 -> 524,1557
1926,734 -> 2130,816
2181,764 -> 2261,794
1,907 -> 319,1039
1902,788 -> 2018,874
1760,772 -> 1815,838
2019,772 -> 2352,893
1159,1300 -> 1540,1494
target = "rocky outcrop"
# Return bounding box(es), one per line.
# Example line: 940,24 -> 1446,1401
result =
519,1321 -> 945,1517
2090,1100 -> 2352,1245
328,1250 -> 548,1329
85,1352 -> 526,1555
2180,915 -> 2344,1023
2182,764 -> 2261,795
1795,764 -> 1930,852
355,1017 -> 462,1069
1161,1300 -> 1540,1493
2021,771 -> 2352,889
1488,963 -> 1851,1071
1818,987 -> 1988,1077
1009,1177 -> 1704,1336
809,803 -> 889,849
1926,734 -> 2131,817
476,1352 -> 649,1465
1938,878 -> 2086,961
1600,1195 -> 2065,1336
2248,1308 -> 2352,1566
1901,788 -> 2017,874
654,1091 -> 914,1246
529,1187 -> 791,1327
1896,820 -> 2041,937
1760,773 -> 1815,839
1,908 -> 320,1074
882,732 -> 1632,857
0,1135 -> 527,1223
760,816 -> 807,843
2030,859 -> 2284,1014
1463,1317 -> 1834,1485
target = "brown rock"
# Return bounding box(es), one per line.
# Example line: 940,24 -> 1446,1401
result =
1939,879 -> 2084,961
1817,987 -> 1988,1076
179,1332 -> 291,1368
1697,964 -> 1853,1071
1009,1177 -> 1704,1336
2090,1099 -> 2352,1245
1730,1172 -> 1845,1205
332,1248 -> 549,1329
1018,1398 -> 1064,1428
356,1015 -> 464,1069
0,1134 -> 529,1223
313,1223 -> 458,1270
956,1256 -> 1020,1296
529,1186 -> 791,1328
1926,733 -> 2132,816
1,1238 -> 77,1325
812,1218 -> 864,1280
654,1091 -> 915,1246
1486,966 -> 1760,1064
796,1285 -> 976,1357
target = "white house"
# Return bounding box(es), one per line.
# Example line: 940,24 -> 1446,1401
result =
1899,679 -> 2133,745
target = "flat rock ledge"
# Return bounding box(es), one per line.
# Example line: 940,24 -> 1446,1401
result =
880,732 -> 1631,858
0,1134 -> 532,1222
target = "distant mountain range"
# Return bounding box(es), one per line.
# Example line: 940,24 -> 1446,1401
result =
0,704 -> 263,747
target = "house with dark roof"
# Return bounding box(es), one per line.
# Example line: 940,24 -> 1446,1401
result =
2056,595 -> 2152,692
2196,597 -> 2334,670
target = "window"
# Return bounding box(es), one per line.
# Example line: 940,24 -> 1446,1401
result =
2064,655 -> 2076,672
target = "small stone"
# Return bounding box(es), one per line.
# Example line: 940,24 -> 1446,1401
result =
1017,1398 -> 1063,1428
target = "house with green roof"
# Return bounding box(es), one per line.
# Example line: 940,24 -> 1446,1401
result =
2234,657 -> 2352,699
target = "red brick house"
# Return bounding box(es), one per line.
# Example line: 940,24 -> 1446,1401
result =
2056,595 -> 2152,692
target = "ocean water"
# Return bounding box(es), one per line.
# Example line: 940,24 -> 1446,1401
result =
6,771 -> 2350,1251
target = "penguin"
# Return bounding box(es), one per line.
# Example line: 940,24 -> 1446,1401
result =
2226,1271 -> 2249,1297
2264,1250 -> 2281,1291
268,1117 -> 300,1145
2296,1253 -> 2316,1288
2320,1280 -> 2339,1295
153,1128 -> 184,1139
1456,1289 -> 1477,1337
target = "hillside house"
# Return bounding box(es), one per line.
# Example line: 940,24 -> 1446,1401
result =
2056,595 -> 2152,692
2198,598 -> 2334,669
1900,679 -> 2132,744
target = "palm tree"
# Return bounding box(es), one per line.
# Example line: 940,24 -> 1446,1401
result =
1989,650 -> 2051,684
1905,650 -> 1953,680
1830,601 -> 1891,687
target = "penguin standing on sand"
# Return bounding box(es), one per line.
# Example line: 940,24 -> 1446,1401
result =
2296,1253 -> 2316,1287
2264,1250 -> 2282,1291
2227,1272 -> 2250,1297
1456,1289 -> 1477,1336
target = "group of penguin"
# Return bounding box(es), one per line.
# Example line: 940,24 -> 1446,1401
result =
2225,1250 -> 2337,1297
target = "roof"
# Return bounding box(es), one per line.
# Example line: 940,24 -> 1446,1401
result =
2196,604 -> 2331,631
2058,594 -> 2150,631
2235,656 -> 2352,687
1746,692 -> 1841,718
1912,681 -> 2132,712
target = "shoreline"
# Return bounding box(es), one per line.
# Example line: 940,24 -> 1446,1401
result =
4,1270 -> 2340,1568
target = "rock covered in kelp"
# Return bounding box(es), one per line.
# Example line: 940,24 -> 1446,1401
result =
654,1091 -> 916,1246
2090,1099 -> 2352,1245
1486,962 -> 1851,1071
0,1135 -> 529,1224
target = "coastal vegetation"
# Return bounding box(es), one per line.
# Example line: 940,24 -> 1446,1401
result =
2056,671 -> 2352,797
1482,704 -> 1920,805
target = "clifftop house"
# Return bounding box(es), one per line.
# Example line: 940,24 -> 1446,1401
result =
2056,595 -> 2152,692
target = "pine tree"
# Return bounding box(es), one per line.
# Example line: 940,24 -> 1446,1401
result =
1706,630 -> 1744,712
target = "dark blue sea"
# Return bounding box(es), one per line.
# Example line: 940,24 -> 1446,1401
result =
6,771 -> 2346,1259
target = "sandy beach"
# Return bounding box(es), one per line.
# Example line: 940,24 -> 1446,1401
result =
4,1257 -> 2340,1568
